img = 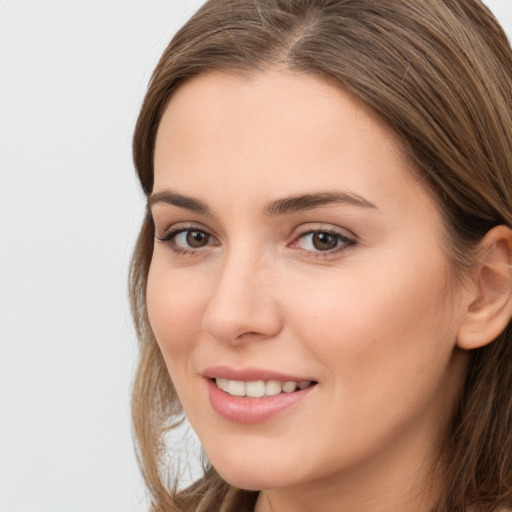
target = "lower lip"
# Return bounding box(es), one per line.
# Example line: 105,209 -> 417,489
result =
206,379 -> 315,424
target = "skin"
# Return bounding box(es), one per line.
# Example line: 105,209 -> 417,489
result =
147,69 -> 472,512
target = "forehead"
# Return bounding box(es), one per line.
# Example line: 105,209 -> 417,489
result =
156,68 -> 403,153
152,69 -> 439,232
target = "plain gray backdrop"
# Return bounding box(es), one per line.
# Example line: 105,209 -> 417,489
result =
1,1 -> 511,511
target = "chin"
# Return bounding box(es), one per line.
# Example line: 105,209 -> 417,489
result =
206,449 -> 307,491
215,466 -> 286,492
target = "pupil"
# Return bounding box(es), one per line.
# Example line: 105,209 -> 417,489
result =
187,230 -> 208,248
312,232 -> 338,251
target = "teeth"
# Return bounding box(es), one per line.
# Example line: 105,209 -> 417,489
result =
227,380 -> 245,396
246,380 -> 266,398
215,378 -> 313,397
216,378 -> 228,391
282,381 -> 297,393
266,380 -> 282,396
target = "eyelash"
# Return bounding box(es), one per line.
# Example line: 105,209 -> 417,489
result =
290,229 -> 355,258
155,225 -> 356,259
155,225 -> 217,256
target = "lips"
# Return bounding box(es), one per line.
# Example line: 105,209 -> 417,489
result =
202,365 -> 316,383
202,366 -> 317,424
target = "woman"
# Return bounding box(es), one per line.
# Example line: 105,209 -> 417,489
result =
129,1 -> 512,511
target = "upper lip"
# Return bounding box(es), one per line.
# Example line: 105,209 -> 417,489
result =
201,365 -> 316,383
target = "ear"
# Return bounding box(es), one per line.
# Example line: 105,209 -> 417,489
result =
457,225 -> 512,350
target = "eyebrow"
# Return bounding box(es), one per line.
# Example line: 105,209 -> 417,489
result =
265,191 -> 377,215
148,189 -> 376,215
148,190 -> 211,215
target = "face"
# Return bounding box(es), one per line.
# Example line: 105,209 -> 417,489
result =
147,70 -> 469,502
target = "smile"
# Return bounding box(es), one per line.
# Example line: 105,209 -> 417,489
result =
215,378 -> 314,398
207,377 -> 317,424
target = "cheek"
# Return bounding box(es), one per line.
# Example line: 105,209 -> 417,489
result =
146,256 -> 208,363
280,255 -> 465,465
287,252 -> 459,395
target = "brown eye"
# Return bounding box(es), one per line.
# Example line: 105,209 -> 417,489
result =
186,230 -> 210,248
156,228 -> 217,252
292,229 -> 355,255
311,232 -> 339,251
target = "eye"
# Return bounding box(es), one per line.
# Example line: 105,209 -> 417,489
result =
156,226 -> 218,253
174,229 -> 211,249
291,229 -> 355,255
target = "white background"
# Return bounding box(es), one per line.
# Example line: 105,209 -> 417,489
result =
0,1 -> 511,511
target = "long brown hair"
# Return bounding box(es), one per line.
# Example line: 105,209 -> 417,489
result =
129,1 -> 512,510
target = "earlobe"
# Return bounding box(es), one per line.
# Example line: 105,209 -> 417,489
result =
457,225 -> 512,350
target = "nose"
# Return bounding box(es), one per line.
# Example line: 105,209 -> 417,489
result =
201,251 -> 283,345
